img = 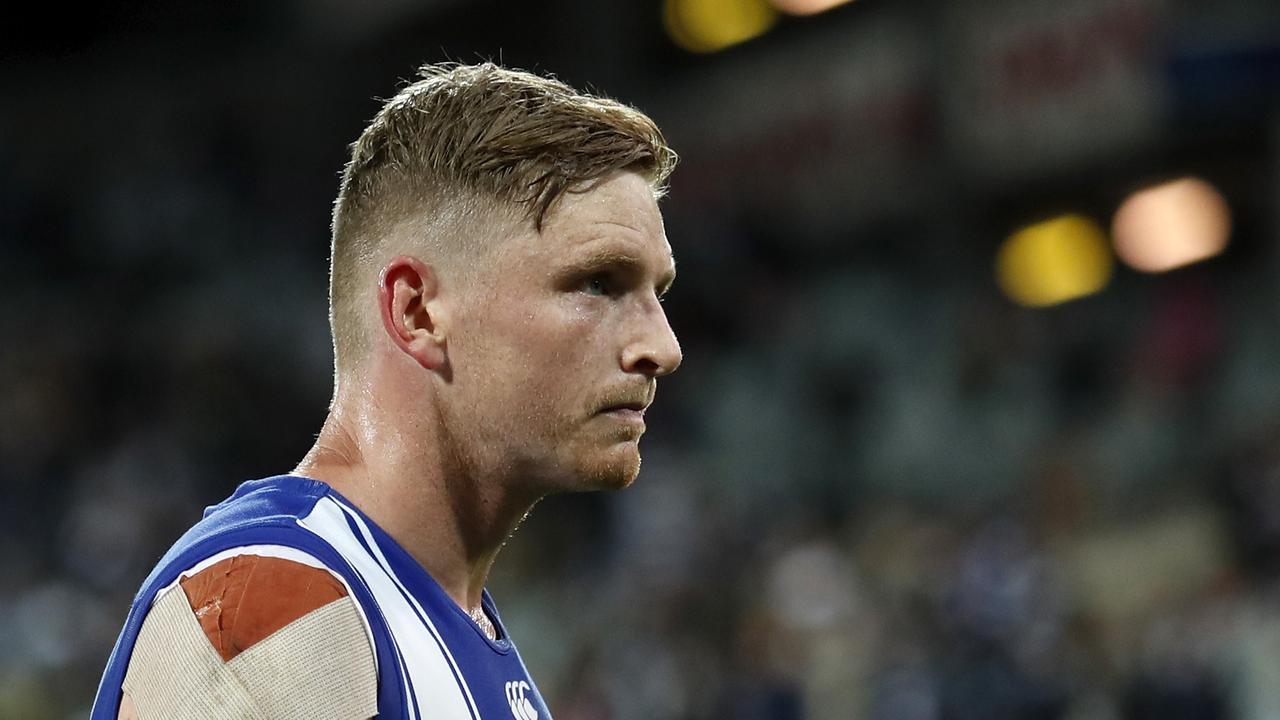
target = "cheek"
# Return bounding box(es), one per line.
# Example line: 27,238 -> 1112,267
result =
524,312 -> 601,398
463,303 -> 600,403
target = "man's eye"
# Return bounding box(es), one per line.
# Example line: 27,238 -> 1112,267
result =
582,274 -> 612,296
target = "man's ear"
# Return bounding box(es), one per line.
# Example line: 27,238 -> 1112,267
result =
378,255 -> 449,371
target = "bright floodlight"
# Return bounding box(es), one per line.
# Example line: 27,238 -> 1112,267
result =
996,214 -> 1114,308
769,0 -> 854,15
1111,178 -> 1231,273
664,0 -> 777,53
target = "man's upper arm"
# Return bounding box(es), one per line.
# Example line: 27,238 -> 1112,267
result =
118,554 -> 378,720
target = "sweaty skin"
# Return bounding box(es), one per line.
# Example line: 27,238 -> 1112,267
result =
296,170 -> 681,618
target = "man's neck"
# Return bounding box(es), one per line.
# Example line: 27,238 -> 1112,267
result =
293,404 -> 540,615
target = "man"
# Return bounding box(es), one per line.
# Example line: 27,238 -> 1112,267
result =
91,61 -> 682,719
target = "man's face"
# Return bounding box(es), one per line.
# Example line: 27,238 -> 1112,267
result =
439,171 -> 681,492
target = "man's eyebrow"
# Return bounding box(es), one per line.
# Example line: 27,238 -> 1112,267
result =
565,248 -> 644,269
562,248 -> 677,292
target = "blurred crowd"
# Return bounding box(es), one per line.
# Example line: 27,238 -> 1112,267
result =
502,227 -> 1280,720
5,153 -> 1280,718
4,1 -> 1280,718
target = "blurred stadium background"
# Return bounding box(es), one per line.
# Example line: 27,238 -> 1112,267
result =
4,0 -> 1280,717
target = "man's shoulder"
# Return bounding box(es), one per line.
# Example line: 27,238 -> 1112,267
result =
198,474 -> 336,528
142,476 -> 341,588
120,551 -> 377,719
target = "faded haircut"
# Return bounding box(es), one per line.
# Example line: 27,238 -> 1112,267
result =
328,62 -> 678,374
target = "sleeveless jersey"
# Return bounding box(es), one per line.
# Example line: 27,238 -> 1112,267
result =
90,475 -> 552,720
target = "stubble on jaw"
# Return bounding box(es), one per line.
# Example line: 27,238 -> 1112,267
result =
434,390 -> 644,499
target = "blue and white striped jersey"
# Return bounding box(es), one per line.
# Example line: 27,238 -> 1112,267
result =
91,475 -> 552,720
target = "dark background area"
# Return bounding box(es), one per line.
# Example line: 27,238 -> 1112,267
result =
3,0 -> 1280,717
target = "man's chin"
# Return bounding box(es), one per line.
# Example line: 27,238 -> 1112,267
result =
572,444 -> 641,492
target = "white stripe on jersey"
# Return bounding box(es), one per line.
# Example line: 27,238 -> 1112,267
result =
328,497 -> 484,720
299,496 -> 479,720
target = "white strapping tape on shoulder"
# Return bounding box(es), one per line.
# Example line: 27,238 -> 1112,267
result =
152,543 -> 378,676
123,586 -> 377,720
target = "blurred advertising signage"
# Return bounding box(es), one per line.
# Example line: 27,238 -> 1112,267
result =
659,12 -> 931,238
940,0 -> 1168,183
1166,4 -> 1280,123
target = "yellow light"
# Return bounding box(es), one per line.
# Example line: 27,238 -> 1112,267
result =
996,214 -> 1114,308
1111,178 -> 1231,273
769,0 -> 854,15
663,0 -> 778,54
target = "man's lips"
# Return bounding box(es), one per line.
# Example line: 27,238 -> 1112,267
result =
595,386 -> 653,415
599,400 -> 649,424
602,401 -> 647,413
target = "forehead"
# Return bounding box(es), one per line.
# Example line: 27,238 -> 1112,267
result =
533,172 -> 674,268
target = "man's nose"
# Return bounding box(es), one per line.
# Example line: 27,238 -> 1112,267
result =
621,302 -> 682,378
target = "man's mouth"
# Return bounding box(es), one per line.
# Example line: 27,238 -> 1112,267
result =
603,401 -> 647,413
599,400 -> 649,426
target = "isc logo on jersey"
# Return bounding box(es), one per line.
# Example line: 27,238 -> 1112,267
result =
504,680 -> 538,720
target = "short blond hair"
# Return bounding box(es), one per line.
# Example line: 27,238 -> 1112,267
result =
329,62 -> 678,372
